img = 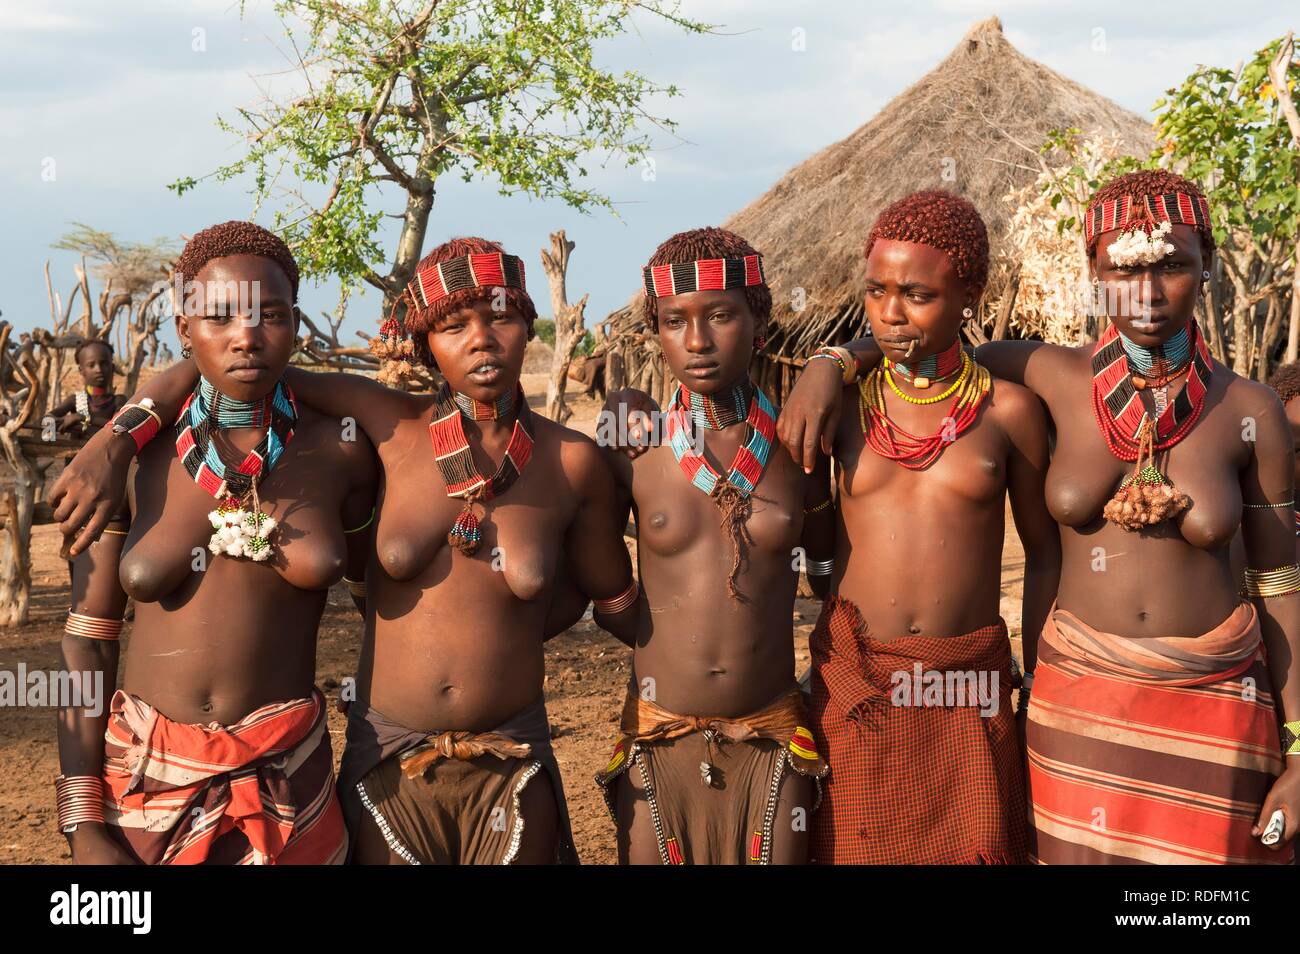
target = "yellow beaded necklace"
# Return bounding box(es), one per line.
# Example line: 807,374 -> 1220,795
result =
884,350 -> 970,405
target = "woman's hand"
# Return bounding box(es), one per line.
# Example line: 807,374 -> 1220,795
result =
776,359 -> 846,474
49,430 -> 134,557
1253,761 -> 1300,852
67,825 -> 138,865
597,388 -> 660,460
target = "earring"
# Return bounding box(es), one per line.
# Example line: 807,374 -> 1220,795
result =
961,307 -> 973,319
1202,270 -> 1211,280
1092,277 -> 1100,286
181,345 -> 192,359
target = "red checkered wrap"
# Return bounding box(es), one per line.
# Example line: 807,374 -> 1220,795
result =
808,596 -> 1028,864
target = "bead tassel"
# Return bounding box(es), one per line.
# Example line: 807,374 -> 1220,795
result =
448,503 -> 483,555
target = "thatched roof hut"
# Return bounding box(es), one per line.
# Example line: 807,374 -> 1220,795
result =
600,16 -> 1154,404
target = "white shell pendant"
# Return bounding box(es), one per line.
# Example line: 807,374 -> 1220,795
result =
208,504 -> 277,562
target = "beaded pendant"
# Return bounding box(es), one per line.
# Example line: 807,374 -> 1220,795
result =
176,379 -> 297,562
207,505 -> 277,562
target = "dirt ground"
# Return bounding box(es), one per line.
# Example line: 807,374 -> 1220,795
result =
0,372 -> 1025,865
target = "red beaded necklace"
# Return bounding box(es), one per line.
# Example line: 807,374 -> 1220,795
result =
429,383 -> 533,555
1091,321 -> 1211,462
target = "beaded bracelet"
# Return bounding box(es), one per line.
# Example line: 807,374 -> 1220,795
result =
1283,720 -> 1300,757
805,557 -> 834,577
594,580 -> 639,616
1243,499 -> 1295,509
343,577 -> 366,599
808,346 -> 857,385
55,775 -> 105,833
109,399 -> 162,453
1242,563 -> 1300,598
803,498 -> 832,515
65,611 -> 123,641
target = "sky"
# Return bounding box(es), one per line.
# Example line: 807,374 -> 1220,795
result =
1,0 -> 1296,351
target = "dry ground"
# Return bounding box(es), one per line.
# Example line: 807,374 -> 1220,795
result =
0,372 -> 1024,864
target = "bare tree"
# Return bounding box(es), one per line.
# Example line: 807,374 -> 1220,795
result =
0,323 -> 82,626
539,231 -> 589,425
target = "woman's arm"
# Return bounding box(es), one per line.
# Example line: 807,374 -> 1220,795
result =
777,340 -> 882,475
281,366 -> 413,447
544,555 -> 592,640
973,340 -> 1057,393
564,437 -> 638,647
49,359 -> 200,555
56,529 -> 136,864
1239,389 -> 1300,850
1001,385 -> 1060,681
800,454 -> 835,601
339,429 -> 378,618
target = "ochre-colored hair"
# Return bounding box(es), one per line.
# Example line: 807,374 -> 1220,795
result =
401,236 -> 537,368
1087,169 -> 1215,258
641,227 -> 771,332
173,220 -> 300,301
864,190 -> 990,291
1269,360 -> 1300,407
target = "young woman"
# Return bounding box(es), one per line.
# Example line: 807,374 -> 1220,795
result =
51,339 -> 125,437
594,227 -> 831,865
779,171 -> 1300,864
53,236 -> 638,865
53,340 -> 130,584
53,221 -> 377,864
792,192 -> 1057,864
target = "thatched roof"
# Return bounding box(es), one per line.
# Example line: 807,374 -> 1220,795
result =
600,16 -> 1154,402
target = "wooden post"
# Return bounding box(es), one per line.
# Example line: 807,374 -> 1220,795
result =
539,230 -> 589,425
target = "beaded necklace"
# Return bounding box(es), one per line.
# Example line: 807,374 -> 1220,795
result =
1091,320 -> 1210,463
666,383 -> 775,496
429,383 -> 533,556
885,352 -> 971,406
1118,326 -> 1193,417
175,378 -> 297,561
685,380 -> 753,430
453,388 -> 516,421
665,381 -> 776,599
858,349 -> 991,470
75,387 -> 114,422
885,340 -> 964,390
1119,326 -> 1190,380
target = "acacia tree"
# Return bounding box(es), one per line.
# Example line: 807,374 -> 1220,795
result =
1154,37 -> 1300,379
171,0 -> 709,326
52,224 -> 177,394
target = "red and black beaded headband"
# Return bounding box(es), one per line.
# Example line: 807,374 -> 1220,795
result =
1084,192 -> 1211,245
642,255 -> 765,298
412,252 -> 527,308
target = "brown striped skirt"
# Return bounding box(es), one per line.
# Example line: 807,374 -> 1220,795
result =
1027,602 -> 1292,865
